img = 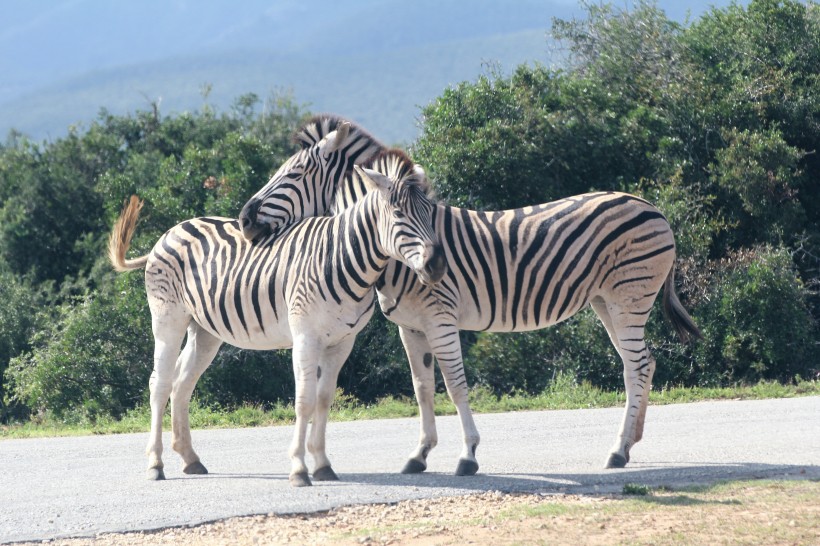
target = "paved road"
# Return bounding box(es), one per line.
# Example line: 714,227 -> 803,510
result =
2,397 -> 818,543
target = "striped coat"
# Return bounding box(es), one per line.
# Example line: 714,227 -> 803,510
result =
109,158 -> 444,487
240,117 -> 700,475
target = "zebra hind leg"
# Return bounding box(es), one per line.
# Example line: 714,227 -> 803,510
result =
398,327 -> 439,474
170,323 -> 222,475
427,325 -> 480,476
145,307 -> 190,480
591,298 -> 654,469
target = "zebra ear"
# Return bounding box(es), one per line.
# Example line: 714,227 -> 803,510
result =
323,122 -> 351,156
355,166 -> 392,194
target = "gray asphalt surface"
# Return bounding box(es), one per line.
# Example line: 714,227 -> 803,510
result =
2,397 -> 818,543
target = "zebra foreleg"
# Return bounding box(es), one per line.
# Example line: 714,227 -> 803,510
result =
170,323 -> 222,476
309,338 -> 355,482
288,336 -> 320,487
145,309 -> 190,481
398,327 -> 438,474
427,325 -> 480,476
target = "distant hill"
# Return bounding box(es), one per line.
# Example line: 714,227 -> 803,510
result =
0,0 -> 737,144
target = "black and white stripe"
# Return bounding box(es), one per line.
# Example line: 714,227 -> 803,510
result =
240,117 -> 701,476
109,151 -> 445,487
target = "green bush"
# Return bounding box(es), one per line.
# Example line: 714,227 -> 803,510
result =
466,309 -> 621,395
689,245 -> 818,385
5,273 -> 153,421
337,310 -> 415,403
196,346 -> 295,410
0,267 -> 49,420
711,127 -> 807,246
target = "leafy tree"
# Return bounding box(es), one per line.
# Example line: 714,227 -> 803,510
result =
687,245 -> 819,385
4,1 -> 820,422
0,266 -> 49,421
0,132 -> 114,284
5,273 -> 153,421
1,95 -> 308,421
414,0 -> 820,392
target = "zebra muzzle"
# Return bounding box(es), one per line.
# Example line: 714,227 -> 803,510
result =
239,198 -> 272,240
419,244 -> 447,285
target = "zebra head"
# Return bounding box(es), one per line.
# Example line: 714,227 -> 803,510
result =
239,115 -> 384,240
355,153 -> 446,285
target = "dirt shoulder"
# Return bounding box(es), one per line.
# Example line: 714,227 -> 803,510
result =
16,479 -> 819,546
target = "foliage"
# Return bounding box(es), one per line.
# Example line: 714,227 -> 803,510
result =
2,0 -> 820,424
687,245 -> 819,384
415,0 -> 820,395
1,94 -> 309,421
710,127 -> 807,246
194,346 -> 296,411
467,311 -> 620,395
337,310 -> 414,403
5,273 -> 154,421
0,266 -> 50,421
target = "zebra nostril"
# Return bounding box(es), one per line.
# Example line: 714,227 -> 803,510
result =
241,217 -> 250,227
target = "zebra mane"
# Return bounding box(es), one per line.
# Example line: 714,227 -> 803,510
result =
363,149 -> 434,198
293,114 -> 384,153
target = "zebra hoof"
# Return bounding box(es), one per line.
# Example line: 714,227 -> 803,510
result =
289,471 -> 312,487
313,466 -> 339,481
401,459 -> 427,474
183,461 -> 208,475
146,467 -> 166,481
455,458 -> 479,476
605,453 -> 628,469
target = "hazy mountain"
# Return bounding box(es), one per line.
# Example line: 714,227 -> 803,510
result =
1,0 -> 738,144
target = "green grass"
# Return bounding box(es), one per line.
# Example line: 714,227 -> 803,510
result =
2,377 -> 819,439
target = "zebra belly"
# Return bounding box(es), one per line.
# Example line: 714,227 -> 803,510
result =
189,292 -> 377,352
187,305 -> 295,351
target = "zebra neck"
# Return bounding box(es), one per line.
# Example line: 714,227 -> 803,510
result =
329,169 -> 369,215
328,195 -> 390,296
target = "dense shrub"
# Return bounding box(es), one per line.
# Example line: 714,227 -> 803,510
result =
3,1 -> 820,423
196,347 -> 295,410
335,311 -> 414,402
467,309 -> 620,395
5,273 -> 153,421
688,246 -> 819,385
0,267 -> 49,420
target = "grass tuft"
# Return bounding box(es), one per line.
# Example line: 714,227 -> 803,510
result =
623,483 -> 653,496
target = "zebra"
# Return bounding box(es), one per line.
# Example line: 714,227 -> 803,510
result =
108,153 -> 446,487
239,119 -> 702,475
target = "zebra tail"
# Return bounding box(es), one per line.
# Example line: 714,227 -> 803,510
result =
662,265 -> 702,344
108,195 -> 149,272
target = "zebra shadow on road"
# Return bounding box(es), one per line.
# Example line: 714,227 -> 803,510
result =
334,462 -> 820,496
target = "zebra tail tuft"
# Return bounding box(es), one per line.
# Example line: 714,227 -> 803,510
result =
108,195 -> 149,272
662,265 -> 702,344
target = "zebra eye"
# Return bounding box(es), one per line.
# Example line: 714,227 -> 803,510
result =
392,209 -> 406,219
